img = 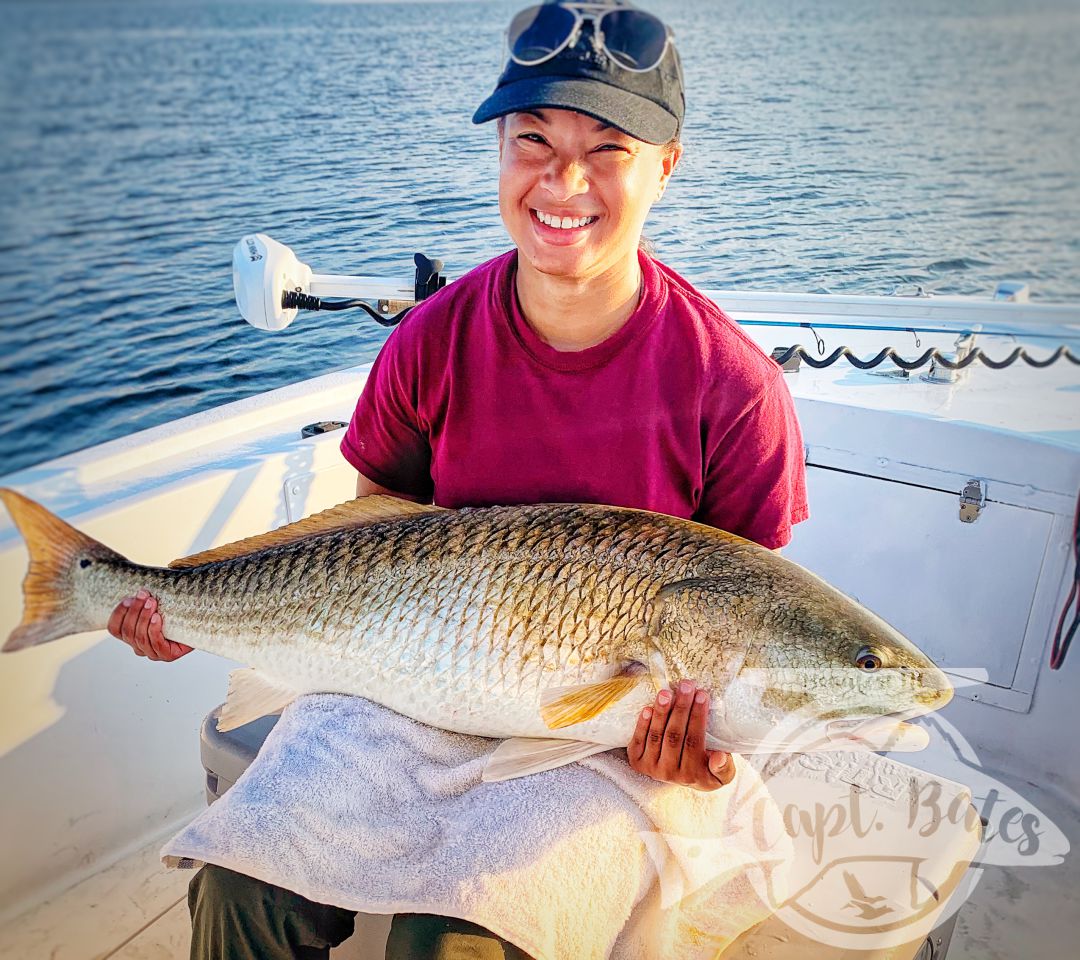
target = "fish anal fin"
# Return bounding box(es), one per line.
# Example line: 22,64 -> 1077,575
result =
540,662 -> 648,730
217,668 -> 300,732
482,737 -> 611,782
170,496 -> 449,569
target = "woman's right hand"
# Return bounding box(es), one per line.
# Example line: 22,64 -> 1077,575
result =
107,589 -> 193,662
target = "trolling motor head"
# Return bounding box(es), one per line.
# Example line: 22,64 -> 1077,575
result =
232,234 -> 312,331
232,234 -> 445,331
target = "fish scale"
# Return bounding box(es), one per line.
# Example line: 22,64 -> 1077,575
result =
1,491 -> 955,768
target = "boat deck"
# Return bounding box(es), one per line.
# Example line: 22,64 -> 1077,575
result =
0,764 -> 1074,960
0,825 -> 391,960
1,289 -> 1076,958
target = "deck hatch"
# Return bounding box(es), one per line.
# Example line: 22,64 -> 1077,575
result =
785,466 -> 1055,710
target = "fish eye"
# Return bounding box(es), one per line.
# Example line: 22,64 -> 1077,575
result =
855,646 -> 884,671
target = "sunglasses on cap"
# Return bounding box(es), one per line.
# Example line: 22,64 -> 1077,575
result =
507,2 -> 674,74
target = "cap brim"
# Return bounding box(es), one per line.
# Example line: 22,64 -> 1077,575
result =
472,76 -> 678,145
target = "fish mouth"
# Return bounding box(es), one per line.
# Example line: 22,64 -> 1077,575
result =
825,712 -> 931,752
917,666 -> 955,709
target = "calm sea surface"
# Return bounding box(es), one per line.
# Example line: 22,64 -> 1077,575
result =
1,0 -> 1078,475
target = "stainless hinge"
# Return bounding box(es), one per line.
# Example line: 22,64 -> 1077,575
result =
770,346 -> 801,371
959,479 -> 986,523
923,332 -> 977,385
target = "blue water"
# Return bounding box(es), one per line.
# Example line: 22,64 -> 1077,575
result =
1,0 -> 1077,475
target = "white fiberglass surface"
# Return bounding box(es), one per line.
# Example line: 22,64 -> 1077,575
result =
0,298 -> 1076,949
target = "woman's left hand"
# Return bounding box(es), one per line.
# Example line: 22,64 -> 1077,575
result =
627,679 -> 735,791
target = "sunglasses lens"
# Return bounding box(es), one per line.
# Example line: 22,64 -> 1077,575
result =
508,4 -> 578,64
599,9 -> 669,70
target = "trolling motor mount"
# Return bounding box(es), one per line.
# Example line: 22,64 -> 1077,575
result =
232,234 -> 445,331
414,253 -> 446,303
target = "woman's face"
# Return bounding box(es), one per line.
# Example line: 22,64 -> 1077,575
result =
498,108 -> 680,282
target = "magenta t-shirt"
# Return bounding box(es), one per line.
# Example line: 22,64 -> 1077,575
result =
341,249 -> 808,549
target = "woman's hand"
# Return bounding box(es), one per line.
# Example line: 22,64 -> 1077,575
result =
627,679 -> 735,791
107,589 -> 193,662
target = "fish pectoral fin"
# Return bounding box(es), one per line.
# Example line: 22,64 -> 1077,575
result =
540,662 -> 649,730
217,668 -> 300,732
482,737 -> 611,782
170,496 -> 449,569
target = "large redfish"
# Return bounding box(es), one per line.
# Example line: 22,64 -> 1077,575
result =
0,489 -> 951,779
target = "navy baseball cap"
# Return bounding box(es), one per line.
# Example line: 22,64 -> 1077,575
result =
472,1 -> 685,145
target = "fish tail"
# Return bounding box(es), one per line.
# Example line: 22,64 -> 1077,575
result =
1,488 -> 125,652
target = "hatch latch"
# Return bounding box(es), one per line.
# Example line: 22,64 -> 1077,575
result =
959,480 -> 986,523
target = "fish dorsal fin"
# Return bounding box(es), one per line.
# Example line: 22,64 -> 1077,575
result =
169,496 -> 449,569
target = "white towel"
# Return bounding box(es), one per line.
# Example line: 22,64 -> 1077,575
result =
162,695 -> 791,960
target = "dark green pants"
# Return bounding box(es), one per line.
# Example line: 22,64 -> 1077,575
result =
188,864 -> 534,960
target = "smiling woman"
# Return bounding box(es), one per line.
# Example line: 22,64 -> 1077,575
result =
497,108 -> 682,348
479,0 -> 688,354
110,2 -> 809,958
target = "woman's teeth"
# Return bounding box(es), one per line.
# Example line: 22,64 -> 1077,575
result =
534,210 -> 598,230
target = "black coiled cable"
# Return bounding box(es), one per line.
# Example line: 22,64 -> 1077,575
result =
771,344 -> 1080,371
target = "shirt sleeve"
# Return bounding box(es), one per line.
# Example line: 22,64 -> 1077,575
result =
340,326 -> 434,501
694,370 -> 809,549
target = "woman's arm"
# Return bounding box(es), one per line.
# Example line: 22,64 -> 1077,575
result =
355,471 -> 429,502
